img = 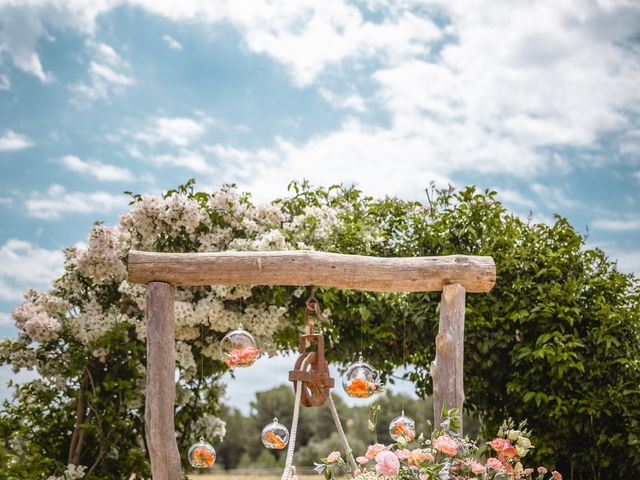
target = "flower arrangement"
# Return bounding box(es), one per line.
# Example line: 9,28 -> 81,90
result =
345,377 -> 385,398
316,407 -> 562,480
222,345 -> 260,368
190,445 -> 216,468
264,431 -> 287,449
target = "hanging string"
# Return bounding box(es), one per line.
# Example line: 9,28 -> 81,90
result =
200,320 -> 205,388
359,310 -> 364,360
402,315 -> 406,415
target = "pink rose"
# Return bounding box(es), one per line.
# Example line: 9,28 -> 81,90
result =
523,468 -> 534,476
466,459 -> 485,474
552,471 -> 563,480
487,457 -> 503,471
365,443 -> 387,459
327,451 -> 340,463
537,467 -> 548,474
433,435 -> 459,456
375,450 -> 400,477
395,449 -> 412,460
354,469 -> 361,475
356,456 -> 369,465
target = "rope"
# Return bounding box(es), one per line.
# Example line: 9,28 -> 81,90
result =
282,353 -> 357,479
281,355 -> 310,480
328,393 -> 357,471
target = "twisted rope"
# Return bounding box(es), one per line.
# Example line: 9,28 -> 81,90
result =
328,393 -> 357,471
281,356 -> 308,480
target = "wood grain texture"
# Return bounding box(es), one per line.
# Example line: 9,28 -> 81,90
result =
431,283 -> 466,433
128,250 -> 495,293
145,282 -> 182,480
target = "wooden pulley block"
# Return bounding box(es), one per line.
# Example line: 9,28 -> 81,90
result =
288,334 -> 334,407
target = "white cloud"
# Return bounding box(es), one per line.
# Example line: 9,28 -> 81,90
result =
59,155 -> 134,182
135,116 -> 206,147
70,42 -> 133,104
150,151 -> 214,175
0,311 -> 11,325
162,34 -> 183,50
0,196 -> 13,205
497,190 -> 536,210
0,130 -> 33,151
592,218 -> 640,232
530,183 -> 576,211
608,248 -> 640,275
319,87 -> 366,112
0,239 -> 64,301
25,184 -> 128,220
206,120 -> 453,201
0,73 -> 9,90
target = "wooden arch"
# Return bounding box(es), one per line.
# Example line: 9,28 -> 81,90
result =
127,250 -> 496,479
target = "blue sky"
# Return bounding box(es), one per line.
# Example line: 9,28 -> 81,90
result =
1,1 -> 639,408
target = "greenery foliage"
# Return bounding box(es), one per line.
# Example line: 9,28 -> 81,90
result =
0,180 -> 638,479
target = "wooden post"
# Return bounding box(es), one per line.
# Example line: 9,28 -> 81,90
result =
145,282 -> 182,479
431,283 -> 466,432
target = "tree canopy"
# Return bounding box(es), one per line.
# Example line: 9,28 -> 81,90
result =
1,180 -> 638,479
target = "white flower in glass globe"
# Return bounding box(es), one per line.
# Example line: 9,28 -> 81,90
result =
261,418 -> 290,449
188,437 -> 216,468
220,324 -> 260,368
389,413 -> 416,442
342,358 -> 384,398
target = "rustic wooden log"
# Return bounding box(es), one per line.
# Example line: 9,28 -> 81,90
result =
145,282 -> 182,480
128,250 -> 495,293
431,283 -> 466,433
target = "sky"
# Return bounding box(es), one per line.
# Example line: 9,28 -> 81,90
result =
0,0 -> 639,411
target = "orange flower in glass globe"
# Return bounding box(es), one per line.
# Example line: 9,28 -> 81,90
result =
188,437 -> 216,468
220,324 -> 260,368
342,358 -> 384,399
261,418 -> 290,450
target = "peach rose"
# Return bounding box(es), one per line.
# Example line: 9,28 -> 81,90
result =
365,443 -> 387,459
433,435 -> 459,456
552,471 -> 563,480
409,449 -> 434,466
356,456 -> 369,465
394,449 -> 412,460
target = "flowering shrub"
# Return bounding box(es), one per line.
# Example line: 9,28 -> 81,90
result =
317,408 -> 563,480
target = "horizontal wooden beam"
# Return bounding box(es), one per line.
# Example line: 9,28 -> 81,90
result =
127,250 -> 495,293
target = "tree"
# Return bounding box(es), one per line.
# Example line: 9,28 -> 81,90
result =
1,180 -> 638,479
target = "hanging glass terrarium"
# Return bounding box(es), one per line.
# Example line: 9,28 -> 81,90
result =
389,413 -> 416,442
188,437 -> 216,468
261,417 -> 290,450
342,357 -> 384,398
220,324 -> 260,368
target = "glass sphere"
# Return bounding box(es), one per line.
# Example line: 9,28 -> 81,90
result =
342,359 -> 384,398
188,437 -> 216,468
389,414 -> 416,442
220,324 -> 260,368
261,417 -> 290,450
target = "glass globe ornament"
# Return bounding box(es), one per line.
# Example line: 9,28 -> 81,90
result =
220,324 -> 260,368
389,413 -> 416,442
342,358 -> 384,398
188,437 -> 216,468
261,417 -> 290,450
